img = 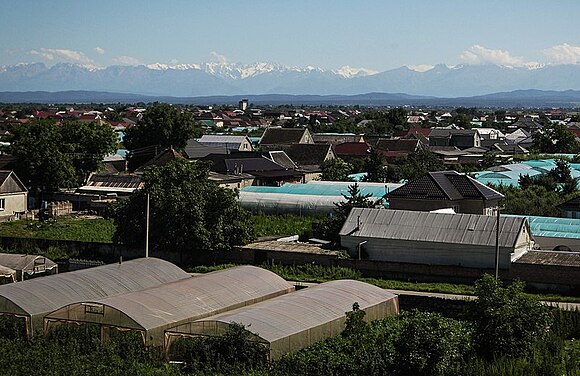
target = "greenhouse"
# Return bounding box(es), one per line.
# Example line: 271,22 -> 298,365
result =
44,266 -> 294,347
166,279 -> 399,360
239,181 -> 401,216
0,257 -> 190,335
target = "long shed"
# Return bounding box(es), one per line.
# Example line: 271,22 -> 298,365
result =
166,279 -> 399,360
0,257 -> 190,335
340,208 -> 534,269
44,266 -> 294,347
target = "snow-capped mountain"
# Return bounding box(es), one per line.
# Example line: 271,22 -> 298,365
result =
1,61 -> 580,97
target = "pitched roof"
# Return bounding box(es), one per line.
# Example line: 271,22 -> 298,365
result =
184,139 -> 227,159
266,151 -> 298,169
429,128 -> 477,138
0,171 -> 27,194
135,148 -> 184,173
334,142 -> 371,156
312,134 -> 364,145
387,170 -> 504,201
340,208 -> 527,248
260,127 -> 309,145
375,138 -> 420,152
283,144 -> 333,166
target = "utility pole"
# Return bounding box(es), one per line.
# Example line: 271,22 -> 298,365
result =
494,207 -> 500,279
145,193 -> 150,258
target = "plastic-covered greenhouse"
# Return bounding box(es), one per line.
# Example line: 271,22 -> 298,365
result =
166,279 -> 399,360
44,266 -> 294,347
239,181 -> 402,215
0,258 -> 190,335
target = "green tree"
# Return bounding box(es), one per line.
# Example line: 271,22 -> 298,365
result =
398,149 -> 445,180
112,159 -> 254,255
124,104 -> 202,170
494,184 -> 564,217
470,274 -> 552,359
10,120 -> 117,194
314,183 -> 377,243
362,150 -> 388,182
320,158 -> 354,181
532,123 -> 578,153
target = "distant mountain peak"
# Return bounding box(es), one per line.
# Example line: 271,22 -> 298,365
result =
334,65 -> 378,77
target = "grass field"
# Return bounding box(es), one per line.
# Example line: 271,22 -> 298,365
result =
0,216 -> 116,243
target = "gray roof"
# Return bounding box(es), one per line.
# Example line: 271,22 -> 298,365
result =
339,208 -> 528,248
387,171 -> 504,201
169,279 -> 396,343
0,258 -> 189,323
46,266 -> 293,333
0,170 -> 27,194
184,139 -> 227,159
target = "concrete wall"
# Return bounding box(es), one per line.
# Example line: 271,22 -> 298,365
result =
0,192 -> 27,217
340,235 -> 514,269
388,197 -> 499,215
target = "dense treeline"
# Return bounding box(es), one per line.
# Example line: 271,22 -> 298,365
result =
0,275 -> 578,375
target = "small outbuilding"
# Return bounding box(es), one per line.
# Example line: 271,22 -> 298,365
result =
0,170 -> 28,220
340,208 -> 534,269
166,279 -> 399,360
0,253 -> 58,281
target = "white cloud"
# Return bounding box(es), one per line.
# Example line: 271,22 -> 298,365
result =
542,43 -> 580,64
94,47 -> 105,55
29,48 -> 94,64
210,51 -> 228,64
460,45 -> 539,68
113,55 -> 141,65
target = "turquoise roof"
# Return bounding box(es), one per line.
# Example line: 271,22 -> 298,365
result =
505,214 -> 580,239
348,173 -> 367,181
241,182 -> 401,198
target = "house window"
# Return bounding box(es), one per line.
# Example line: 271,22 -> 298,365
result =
0,198 -> 5,211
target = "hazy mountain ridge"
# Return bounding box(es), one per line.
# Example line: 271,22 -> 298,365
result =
2,89 -> 580,107
1,62 -> 580,98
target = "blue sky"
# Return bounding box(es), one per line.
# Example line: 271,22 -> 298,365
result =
2,0 -> 580,71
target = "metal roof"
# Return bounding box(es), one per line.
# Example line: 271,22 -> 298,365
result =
515,250 -> 580,266
0,258 -> 189,319
171,280 -> 396,343
505,214 -> 580,239
340,208 -> 527,248
46,266 -> 293,333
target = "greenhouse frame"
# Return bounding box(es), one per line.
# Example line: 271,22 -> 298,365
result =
0,257 -> 190,335
166,279 -> 399,360
44,266 -> 294,347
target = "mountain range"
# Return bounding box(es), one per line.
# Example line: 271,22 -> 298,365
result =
2,61 -> 580,98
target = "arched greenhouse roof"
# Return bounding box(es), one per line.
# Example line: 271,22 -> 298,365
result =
0,258 -> 189,331
169,280 -> 398,351
45,266 -> 294,342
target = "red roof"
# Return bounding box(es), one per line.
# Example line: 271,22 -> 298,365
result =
334,142 -> 371,156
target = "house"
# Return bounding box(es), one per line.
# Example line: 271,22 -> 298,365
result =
259,127 -> 314,146
201,154 -> 303,186
428,129 -> 481,149
183,139 -> 227,159
282,144 -> 336,181
339,208 -> 533,269
0,171 -> 28,220
386,170 -> 504,215
505,128 -> 531,144
134,148 -> 184,173
208,171 -> 255,190
334,142 -> 371,161
509,117 -> 543,133
198,135 -> 253,152
375,138 -> 423,160
312,133 -> 365,145
557,196 -> 580,219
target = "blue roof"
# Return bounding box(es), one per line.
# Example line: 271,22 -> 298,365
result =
505,214 -> 580,239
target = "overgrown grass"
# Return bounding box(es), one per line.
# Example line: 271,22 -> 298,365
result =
249,215 -> 320,238
0,216 -> 115,243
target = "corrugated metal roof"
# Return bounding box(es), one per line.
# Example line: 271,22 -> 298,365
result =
515,250 -> 580,266
340,208 -> 526,248
0,258 -> 189,318
178,280 -> 396,343
48,266 -> 293,332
